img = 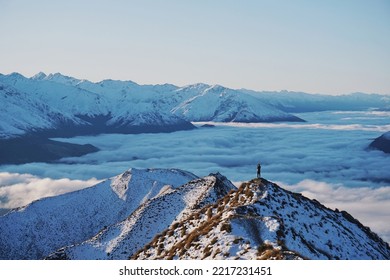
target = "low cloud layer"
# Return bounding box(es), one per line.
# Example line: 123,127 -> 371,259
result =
2,112 -> 389,187
0,172 -> 100,209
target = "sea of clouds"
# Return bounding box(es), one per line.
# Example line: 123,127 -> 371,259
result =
0,172 -> 100,210
0,111 -> 389,241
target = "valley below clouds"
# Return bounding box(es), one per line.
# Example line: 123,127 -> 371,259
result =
1,111 -> 389,242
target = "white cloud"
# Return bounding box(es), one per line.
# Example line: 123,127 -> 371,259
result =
333,110 -> 390,117
0,172 -> 101,209
2,115 -> 389,187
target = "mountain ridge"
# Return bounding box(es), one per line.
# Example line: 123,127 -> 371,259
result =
0,72 -> 196,140
2,72 -> 389,141
47,173 -> 235,260
0,168 -> 197,259
132,178 -> 390,260
0,168 -> 388,260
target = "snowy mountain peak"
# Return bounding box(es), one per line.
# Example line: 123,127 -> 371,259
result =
179,83 -> 210,92
111,169 -> 132,200
98,79 -> 139,88
5,72 -> 26,81
0,168 -> 197,259
44,72 -> 82,86
31,72 -> 47,80
172,84 -> 305,123
46,172 -> 235,260
206,84 -> 228,92
109,168 -> 198,202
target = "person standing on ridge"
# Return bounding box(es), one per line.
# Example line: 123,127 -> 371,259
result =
257,163 -> 261,179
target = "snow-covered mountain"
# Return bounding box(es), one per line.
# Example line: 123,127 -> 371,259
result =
2,72 -> 389,139
1,71 -> 388,165
0,77 -> 87,139
2,72 -> 388,140
0,72 -> 194,140
0,168 -> 197,260
172,85 -> 304,122
47,173 -> 235,260
241,89 -> 390,112
0,168 -> 388,260
134,179 -> 390,260
0,72 -> 308,140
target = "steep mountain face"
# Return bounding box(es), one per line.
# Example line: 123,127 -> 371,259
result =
172,85 -> 304,122
369,132 -> 390,154
0,168 -> 197,260
133,179 -> 390,260
47,173 -> 235,260
0,168 -> 389,260
0,80 -> 87,139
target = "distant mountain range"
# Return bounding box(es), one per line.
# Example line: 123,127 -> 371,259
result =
2,72 -> 389,140
241,89 -> 390,113
0,72 -> 193,140
0,72 -> 302,140
0,168 -> 388,260
1,72 -> 389,163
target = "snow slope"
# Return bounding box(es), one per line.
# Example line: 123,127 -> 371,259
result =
133,179 -> 390,260
0,168 -> 196,259
172,85 -> 304,122
0,73 -> 194,139
47,173 -> 235,260
0,80 -> 87,138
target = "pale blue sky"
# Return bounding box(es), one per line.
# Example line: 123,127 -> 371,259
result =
0,0 -> 389,94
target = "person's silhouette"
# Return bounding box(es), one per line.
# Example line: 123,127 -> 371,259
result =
257,163 -> 261,179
